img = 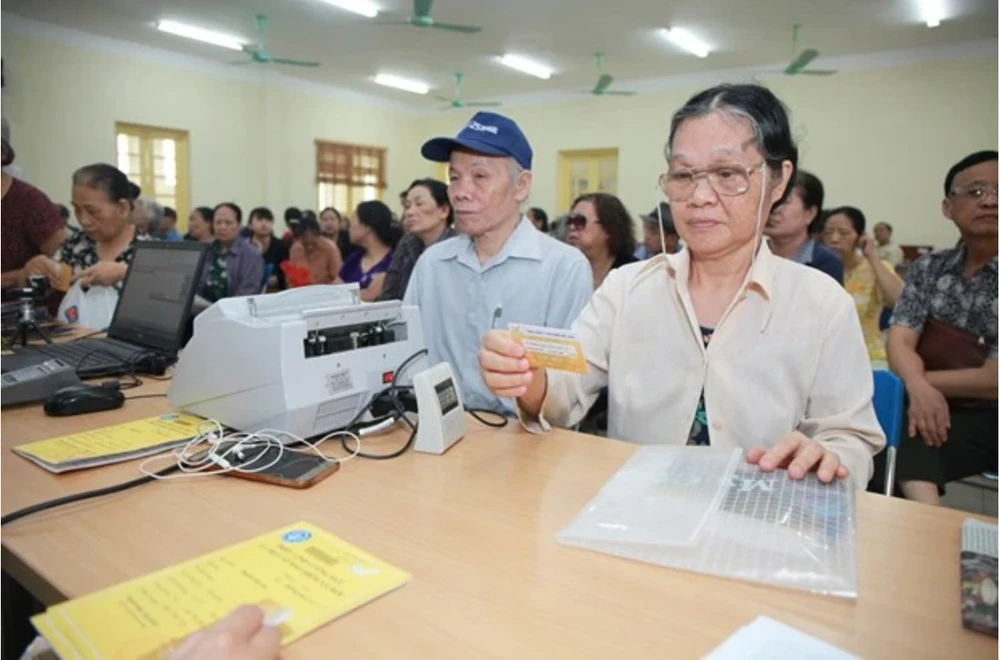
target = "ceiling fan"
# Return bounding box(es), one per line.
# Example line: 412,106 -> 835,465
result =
589,52 -> 636,96
434,73 -> 501,110
232,14 -> 320,67
379,0 -> 482,33
783,24 -> 836,76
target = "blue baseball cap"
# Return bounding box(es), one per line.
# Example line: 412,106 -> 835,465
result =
421,111 -> 532,170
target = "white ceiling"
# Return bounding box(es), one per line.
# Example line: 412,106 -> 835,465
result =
3,0 -> 997,106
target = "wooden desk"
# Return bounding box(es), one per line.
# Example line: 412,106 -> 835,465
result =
2,388 -> 996,659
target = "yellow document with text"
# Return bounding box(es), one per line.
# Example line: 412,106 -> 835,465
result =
13,412 -> 205,473
32,521 -> 410,659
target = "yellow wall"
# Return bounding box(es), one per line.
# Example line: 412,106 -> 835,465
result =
4,25 -> 996,247
2,32 -> 265,218
415,57 -> 998,248
0,31 -> 421,230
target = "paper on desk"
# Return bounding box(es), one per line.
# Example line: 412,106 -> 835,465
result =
704,616 -> 858,660
13,412 -> 205,473
31,521 -> 410,660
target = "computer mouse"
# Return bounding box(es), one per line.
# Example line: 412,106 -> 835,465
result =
43,384 -> 125,417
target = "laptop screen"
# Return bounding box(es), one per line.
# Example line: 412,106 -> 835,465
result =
107,242 -> 208,354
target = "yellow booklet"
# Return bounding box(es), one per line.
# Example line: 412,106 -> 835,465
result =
32,522 -> 410,659
13,413 -> 205,473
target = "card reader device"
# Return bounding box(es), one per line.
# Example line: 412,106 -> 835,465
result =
412,362 -> 466,454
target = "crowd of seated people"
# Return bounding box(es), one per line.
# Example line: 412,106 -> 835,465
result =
1,94 -> 994,507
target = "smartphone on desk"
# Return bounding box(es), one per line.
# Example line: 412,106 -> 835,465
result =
197,441 -> 339,489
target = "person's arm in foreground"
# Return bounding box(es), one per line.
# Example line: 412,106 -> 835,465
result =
1,228 -> 68,288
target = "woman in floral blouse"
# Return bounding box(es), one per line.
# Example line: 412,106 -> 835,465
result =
53,163 -> 151,289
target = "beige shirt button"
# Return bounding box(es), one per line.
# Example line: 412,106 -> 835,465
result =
711,421 -> 723,431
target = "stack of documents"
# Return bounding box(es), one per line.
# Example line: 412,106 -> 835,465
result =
32,522 -> 410,658
13,413 -> 205,473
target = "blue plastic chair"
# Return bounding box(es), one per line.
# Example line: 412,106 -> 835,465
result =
872,370 -> 904,496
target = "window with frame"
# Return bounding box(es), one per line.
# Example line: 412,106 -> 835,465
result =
316,140 -> 387,214
557,148 -> 619,213
115,122 -> 190,229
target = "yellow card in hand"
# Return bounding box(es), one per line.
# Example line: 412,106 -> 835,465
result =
509,323 -> 588,374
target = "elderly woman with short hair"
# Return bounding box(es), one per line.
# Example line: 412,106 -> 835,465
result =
479,83 -> 885,486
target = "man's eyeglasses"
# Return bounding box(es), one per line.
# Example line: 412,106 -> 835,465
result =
658,162 -> 764,201
950,184 -> 999,202
567,214 -> 589,230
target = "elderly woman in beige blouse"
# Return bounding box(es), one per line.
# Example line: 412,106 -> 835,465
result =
478,83 -> 885,486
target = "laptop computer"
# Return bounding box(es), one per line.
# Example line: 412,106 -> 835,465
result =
5,241 -> 209,379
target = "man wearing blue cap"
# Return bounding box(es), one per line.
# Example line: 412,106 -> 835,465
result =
404,111 -> 592,414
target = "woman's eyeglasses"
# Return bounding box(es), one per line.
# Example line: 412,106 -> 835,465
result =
658,162 -> 764,201
567,214 -> 589,230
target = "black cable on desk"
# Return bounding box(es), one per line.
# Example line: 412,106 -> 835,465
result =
388,349 -> 429,431
343,424 -> 418,461
467,409 -> 508,428
0,463 -> 181,527
338,349 -> 428,460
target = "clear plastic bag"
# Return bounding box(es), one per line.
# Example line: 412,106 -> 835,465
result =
557,446 -> 858,598
558,446 -> 741,547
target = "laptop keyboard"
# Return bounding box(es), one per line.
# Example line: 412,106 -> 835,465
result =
38,339 -> 149,377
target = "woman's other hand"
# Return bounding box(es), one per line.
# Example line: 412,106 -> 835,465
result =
746,432 -> 849,483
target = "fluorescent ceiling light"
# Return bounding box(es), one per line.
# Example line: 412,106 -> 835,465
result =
373,73 -> 430,95
156,20 -> 245,51
498,54 -> 553,80
662,28 -> 711,58
919,0 -> 942,27
315,0 -> 379,18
